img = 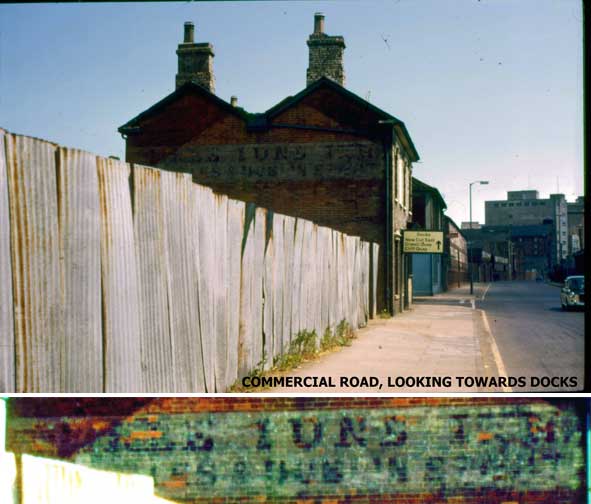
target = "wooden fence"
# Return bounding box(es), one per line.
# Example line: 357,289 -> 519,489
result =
0,129 -> 379,392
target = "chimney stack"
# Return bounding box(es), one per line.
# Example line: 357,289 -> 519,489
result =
176,21 -> 215,93
306,13 -> 346,87
230,96 -> 238,107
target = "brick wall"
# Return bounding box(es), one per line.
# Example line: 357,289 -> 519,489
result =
7,398 -> 586,503
125,87 -> 394,310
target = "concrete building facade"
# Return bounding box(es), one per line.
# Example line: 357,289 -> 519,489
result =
485,190 -> 568,266
567,196 -> 585,255
119,16 -> 419,314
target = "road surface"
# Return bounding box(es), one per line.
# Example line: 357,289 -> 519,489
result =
476,281 -> 585,391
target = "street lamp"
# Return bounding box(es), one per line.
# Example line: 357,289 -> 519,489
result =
469,180 -> 489,295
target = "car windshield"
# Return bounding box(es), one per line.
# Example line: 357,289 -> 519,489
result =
567,277 -> 584,291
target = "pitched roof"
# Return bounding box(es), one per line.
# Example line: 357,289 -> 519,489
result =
412,177 -> 447,210
118,76 -> 420,162
118,81 -> 248,133
265,77 -> 419,161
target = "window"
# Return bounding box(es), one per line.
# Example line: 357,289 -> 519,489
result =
501,203 -> 507,207
494,203 -> 499,208
405,164 -> 410,208
397,152 -> 403,204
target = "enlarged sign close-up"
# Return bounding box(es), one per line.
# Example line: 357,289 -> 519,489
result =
403,230 -> 444,254
72,403 -> 584,500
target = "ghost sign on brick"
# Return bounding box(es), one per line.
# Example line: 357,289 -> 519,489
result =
403,230 -> 444,254
72,403 -> 584,500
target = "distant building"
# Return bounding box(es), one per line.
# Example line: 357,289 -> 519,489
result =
485,190 -> 568,265
567,196 -> 584,255
410,178 -> 446,296
118,15 -> 420,315
443,216 -> 468,289
510,224 -> 553,279
463,226 -> 513,282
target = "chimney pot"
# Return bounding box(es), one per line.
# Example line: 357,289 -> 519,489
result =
307,13 -> 346,86
176,21 -> 215,92
184,22 -> 194,43
314,12 -> 325,34
230,96 -> 238,107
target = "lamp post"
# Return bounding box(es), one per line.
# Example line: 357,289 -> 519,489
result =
469,180 -> 489,294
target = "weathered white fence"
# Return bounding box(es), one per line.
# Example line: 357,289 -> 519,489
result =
0,129 -> 379,392
1,453 -> 174,504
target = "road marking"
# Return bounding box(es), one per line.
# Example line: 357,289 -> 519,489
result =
481,282 -> 492,300
480,309 -> 512,392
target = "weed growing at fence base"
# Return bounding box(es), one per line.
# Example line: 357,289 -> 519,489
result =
229,320 -> 355,391
378,309 -> 392,319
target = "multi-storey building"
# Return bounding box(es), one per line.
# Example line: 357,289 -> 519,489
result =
485,190 -> 568,265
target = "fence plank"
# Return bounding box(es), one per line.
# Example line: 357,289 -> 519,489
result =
238,204 -> 255,376
213,193 -> 229,390
58,147 -> 102,392
271,214 -> 285,361
225,199 -> 244,387
161,172 -> 205,392
195,184 -> 215,391
0,130 -> 14,391
6,134 -> 62,392
263,214 -> 274,369
252,207 -> 266,369
97,157 -> 142,392
318,226 -> 330,339
291,218 -> 305,335
371,243 -> 379,318
281,216 -> 296,352
133,165 -> 173,392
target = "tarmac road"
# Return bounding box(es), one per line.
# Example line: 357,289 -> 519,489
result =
476,281 -> 585,391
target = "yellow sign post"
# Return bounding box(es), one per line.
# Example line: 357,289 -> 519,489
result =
403,230 -> 444,254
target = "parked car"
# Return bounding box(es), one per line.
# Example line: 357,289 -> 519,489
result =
560,275 -> 585,310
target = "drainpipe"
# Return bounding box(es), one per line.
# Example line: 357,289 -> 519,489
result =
379,120 -> 395,313
0,397 -> 6,452
384,141 -> 392,312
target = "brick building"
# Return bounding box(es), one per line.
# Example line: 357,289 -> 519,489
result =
410,177 -> 447,296
118,15 -> 419,314
443,216 -> 468,289
6,398 -> 586,503
510,224 -> 553,279
464,227 -> 513,282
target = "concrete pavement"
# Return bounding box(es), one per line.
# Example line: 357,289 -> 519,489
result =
259,283 -> 504,393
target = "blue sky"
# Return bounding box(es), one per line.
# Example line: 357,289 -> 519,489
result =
0,0 -> 583,225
